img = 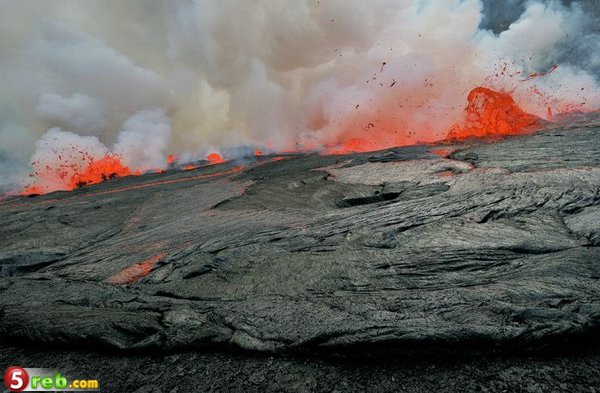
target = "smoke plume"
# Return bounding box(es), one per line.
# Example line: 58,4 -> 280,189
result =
0,0 -> 598,192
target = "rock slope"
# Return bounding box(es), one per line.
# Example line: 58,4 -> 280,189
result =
0,113 -> 599,354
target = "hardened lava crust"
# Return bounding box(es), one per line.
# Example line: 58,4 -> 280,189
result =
0,113 -> 599,355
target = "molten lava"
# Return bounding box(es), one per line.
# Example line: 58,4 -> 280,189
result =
335,138 -> 378,154
207,153 -> 224,164
22,153 -> 136,195
447,87 -> 542,140
430,148 -> 453,158
70,155 -> 136,188
105,252 -> 168,284
20,148 -> 234,196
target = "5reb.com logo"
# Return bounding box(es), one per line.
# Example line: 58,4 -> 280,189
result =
4,367 -> 99,392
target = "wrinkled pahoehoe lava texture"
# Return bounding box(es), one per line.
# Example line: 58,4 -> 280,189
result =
1,113 -> 599,354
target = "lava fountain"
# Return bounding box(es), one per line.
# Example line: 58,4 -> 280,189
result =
21,152 -> 136,196
447,87 -> 543,140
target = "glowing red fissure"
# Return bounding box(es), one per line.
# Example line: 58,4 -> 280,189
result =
105,252 -> 168,284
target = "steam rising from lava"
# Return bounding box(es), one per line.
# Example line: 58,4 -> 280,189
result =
0,0 -> 599,193
22,109 -> 170,194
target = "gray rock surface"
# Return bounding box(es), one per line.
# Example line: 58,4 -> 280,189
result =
0,113 -> 599,355
2,344 -> 600,392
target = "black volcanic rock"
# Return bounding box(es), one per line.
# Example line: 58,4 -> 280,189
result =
0,113 -> 599,355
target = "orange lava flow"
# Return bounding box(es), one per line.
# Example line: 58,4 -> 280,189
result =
21,154 -> 136,196
207,152 -> 224,164
430,148 -> 453,158
447,87 -> 542,140
69,155 -> 136,188
105,252 -> 167,284
167,154 -> 177,165
328,138 -> 380,155
20,185 -> 45,196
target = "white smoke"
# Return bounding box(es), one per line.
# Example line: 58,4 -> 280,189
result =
36,92 -> 107,135
0,0 -> 598,192
24,109 -> 171,193
114,108 -> 171,172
